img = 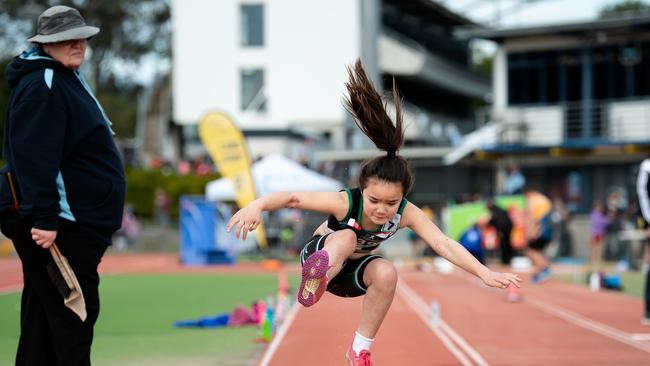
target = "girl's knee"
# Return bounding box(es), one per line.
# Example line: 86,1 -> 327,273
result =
326,229 -> 357,252
367,261 -> 397,289
338,229 -> 357,243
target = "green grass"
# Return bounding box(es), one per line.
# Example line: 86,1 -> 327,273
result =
0,272 -> 298,366
556,270 -> 646,298
0,292 -> 20,364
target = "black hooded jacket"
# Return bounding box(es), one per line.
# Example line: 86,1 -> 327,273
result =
1,47 -> 125,240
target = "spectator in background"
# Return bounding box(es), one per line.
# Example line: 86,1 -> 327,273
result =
458,218 -> 487,264
552,197 -> 573,258
504,164 -> 526,195
486,198 -> 514,265
590,202 -> 611,270
154,187 -> 171,227
603,204 -> 625,262
113,204 -> 141,250
525,188 -> 554,284
636,157 -> 650,325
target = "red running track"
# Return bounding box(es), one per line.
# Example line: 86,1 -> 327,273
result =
3,254 -> 650,365
261,268 -> 650,366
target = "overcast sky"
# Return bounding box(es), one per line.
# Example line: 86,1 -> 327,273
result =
440,0 -> 636,28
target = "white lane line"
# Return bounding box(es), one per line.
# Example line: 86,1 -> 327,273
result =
397,282 -> 474,366
448,269 -> 650,348
257,300 -> 301,366
399,280 -> 491,366
630,334 -> 650,341
439,321 -> 490,366
527,298 -> 650,353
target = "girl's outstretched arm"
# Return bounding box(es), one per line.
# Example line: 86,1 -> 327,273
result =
402,202 -> 521,289
226,191 -> 347,240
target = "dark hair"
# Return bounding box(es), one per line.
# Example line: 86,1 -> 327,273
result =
343,59 -> 413,195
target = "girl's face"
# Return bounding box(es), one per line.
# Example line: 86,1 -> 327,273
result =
362,178 -> 403,226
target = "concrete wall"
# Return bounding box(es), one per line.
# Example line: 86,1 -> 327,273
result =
172,0 -> 360,130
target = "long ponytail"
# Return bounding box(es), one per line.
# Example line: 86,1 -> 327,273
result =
343,59 -> 413,195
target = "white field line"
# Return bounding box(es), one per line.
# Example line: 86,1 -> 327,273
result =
397,283 -> 474,366
398,280 -> 491,366
630,334 -> 650,341
527,297 -> 650,354
449,269 -> 650,350
257,300 -> 301,366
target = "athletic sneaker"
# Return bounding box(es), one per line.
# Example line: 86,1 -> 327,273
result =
297,250 -> 329,307
531,267 -> 552,284
346,346 -> 373,366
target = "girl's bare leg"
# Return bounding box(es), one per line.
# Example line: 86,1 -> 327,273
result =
356,259 -> 398,338
322,229 -> 357,279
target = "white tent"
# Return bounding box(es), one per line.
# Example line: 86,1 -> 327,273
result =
206,153 -> 343,201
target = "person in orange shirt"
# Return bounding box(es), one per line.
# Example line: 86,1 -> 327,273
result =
525,189 -> 553,283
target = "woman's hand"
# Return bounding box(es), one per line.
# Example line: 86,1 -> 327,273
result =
480,270 -> 522,289
226,205 -> 263,240
31,228 -> 57,249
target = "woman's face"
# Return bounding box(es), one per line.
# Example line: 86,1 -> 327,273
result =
362,178 -> 404,226
43,39 -> 87,70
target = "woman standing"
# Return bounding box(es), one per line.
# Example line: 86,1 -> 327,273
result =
1,6 -> 125,365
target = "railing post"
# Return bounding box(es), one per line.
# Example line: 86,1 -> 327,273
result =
581,48 -> 593,139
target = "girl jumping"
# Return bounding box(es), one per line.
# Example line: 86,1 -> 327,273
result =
227,59 -> 521,365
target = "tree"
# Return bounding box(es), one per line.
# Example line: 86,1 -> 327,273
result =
599,0 -> 650,18
471,44 -> 493,77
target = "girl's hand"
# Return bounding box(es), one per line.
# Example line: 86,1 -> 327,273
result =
226,206 -> 262,240
481,270 -> 521,289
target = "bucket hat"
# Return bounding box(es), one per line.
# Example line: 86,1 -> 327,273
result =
27,5 -> 99,44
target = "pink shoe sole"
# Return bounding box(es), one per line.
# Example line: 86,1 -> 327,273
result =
298,250 -> 329,307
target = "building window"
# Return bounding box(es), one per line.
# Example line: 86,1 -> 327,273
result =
241,68 -> 266,112
182,124 -> 199,142
507,42 -> 650,106
241,4 -> 264,47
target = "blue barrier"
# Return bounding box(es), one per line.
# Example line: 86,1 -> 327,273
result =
179,195 -> 236,265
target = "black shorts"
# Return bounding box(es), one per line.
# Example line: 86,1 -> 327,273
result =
528,237 -> 551,250
300,234 -> 381,298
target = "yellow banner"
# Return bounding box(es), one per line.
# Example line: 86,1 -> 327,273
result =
198,112 -> 267,249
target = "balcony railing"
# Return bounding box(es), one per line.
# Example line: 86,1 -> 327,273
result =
480,97 -> 650,147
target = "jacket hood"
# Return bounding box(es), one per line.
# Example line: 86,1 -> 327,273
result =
5,47 -> 67,89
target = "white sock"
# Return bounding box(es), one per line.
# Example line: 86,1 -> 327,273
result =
352,331 -> 374,355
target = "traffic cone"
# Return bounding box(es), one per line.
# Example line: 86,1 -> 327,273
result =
506,283 -> 523,303
261,306 -> 274,342
278,269 -> 290,295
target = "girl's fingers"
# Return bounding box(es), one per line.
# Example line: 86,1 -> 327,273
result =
229,217 -> 260,239
237,221 -> 246,239
509,275 -> 521,287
